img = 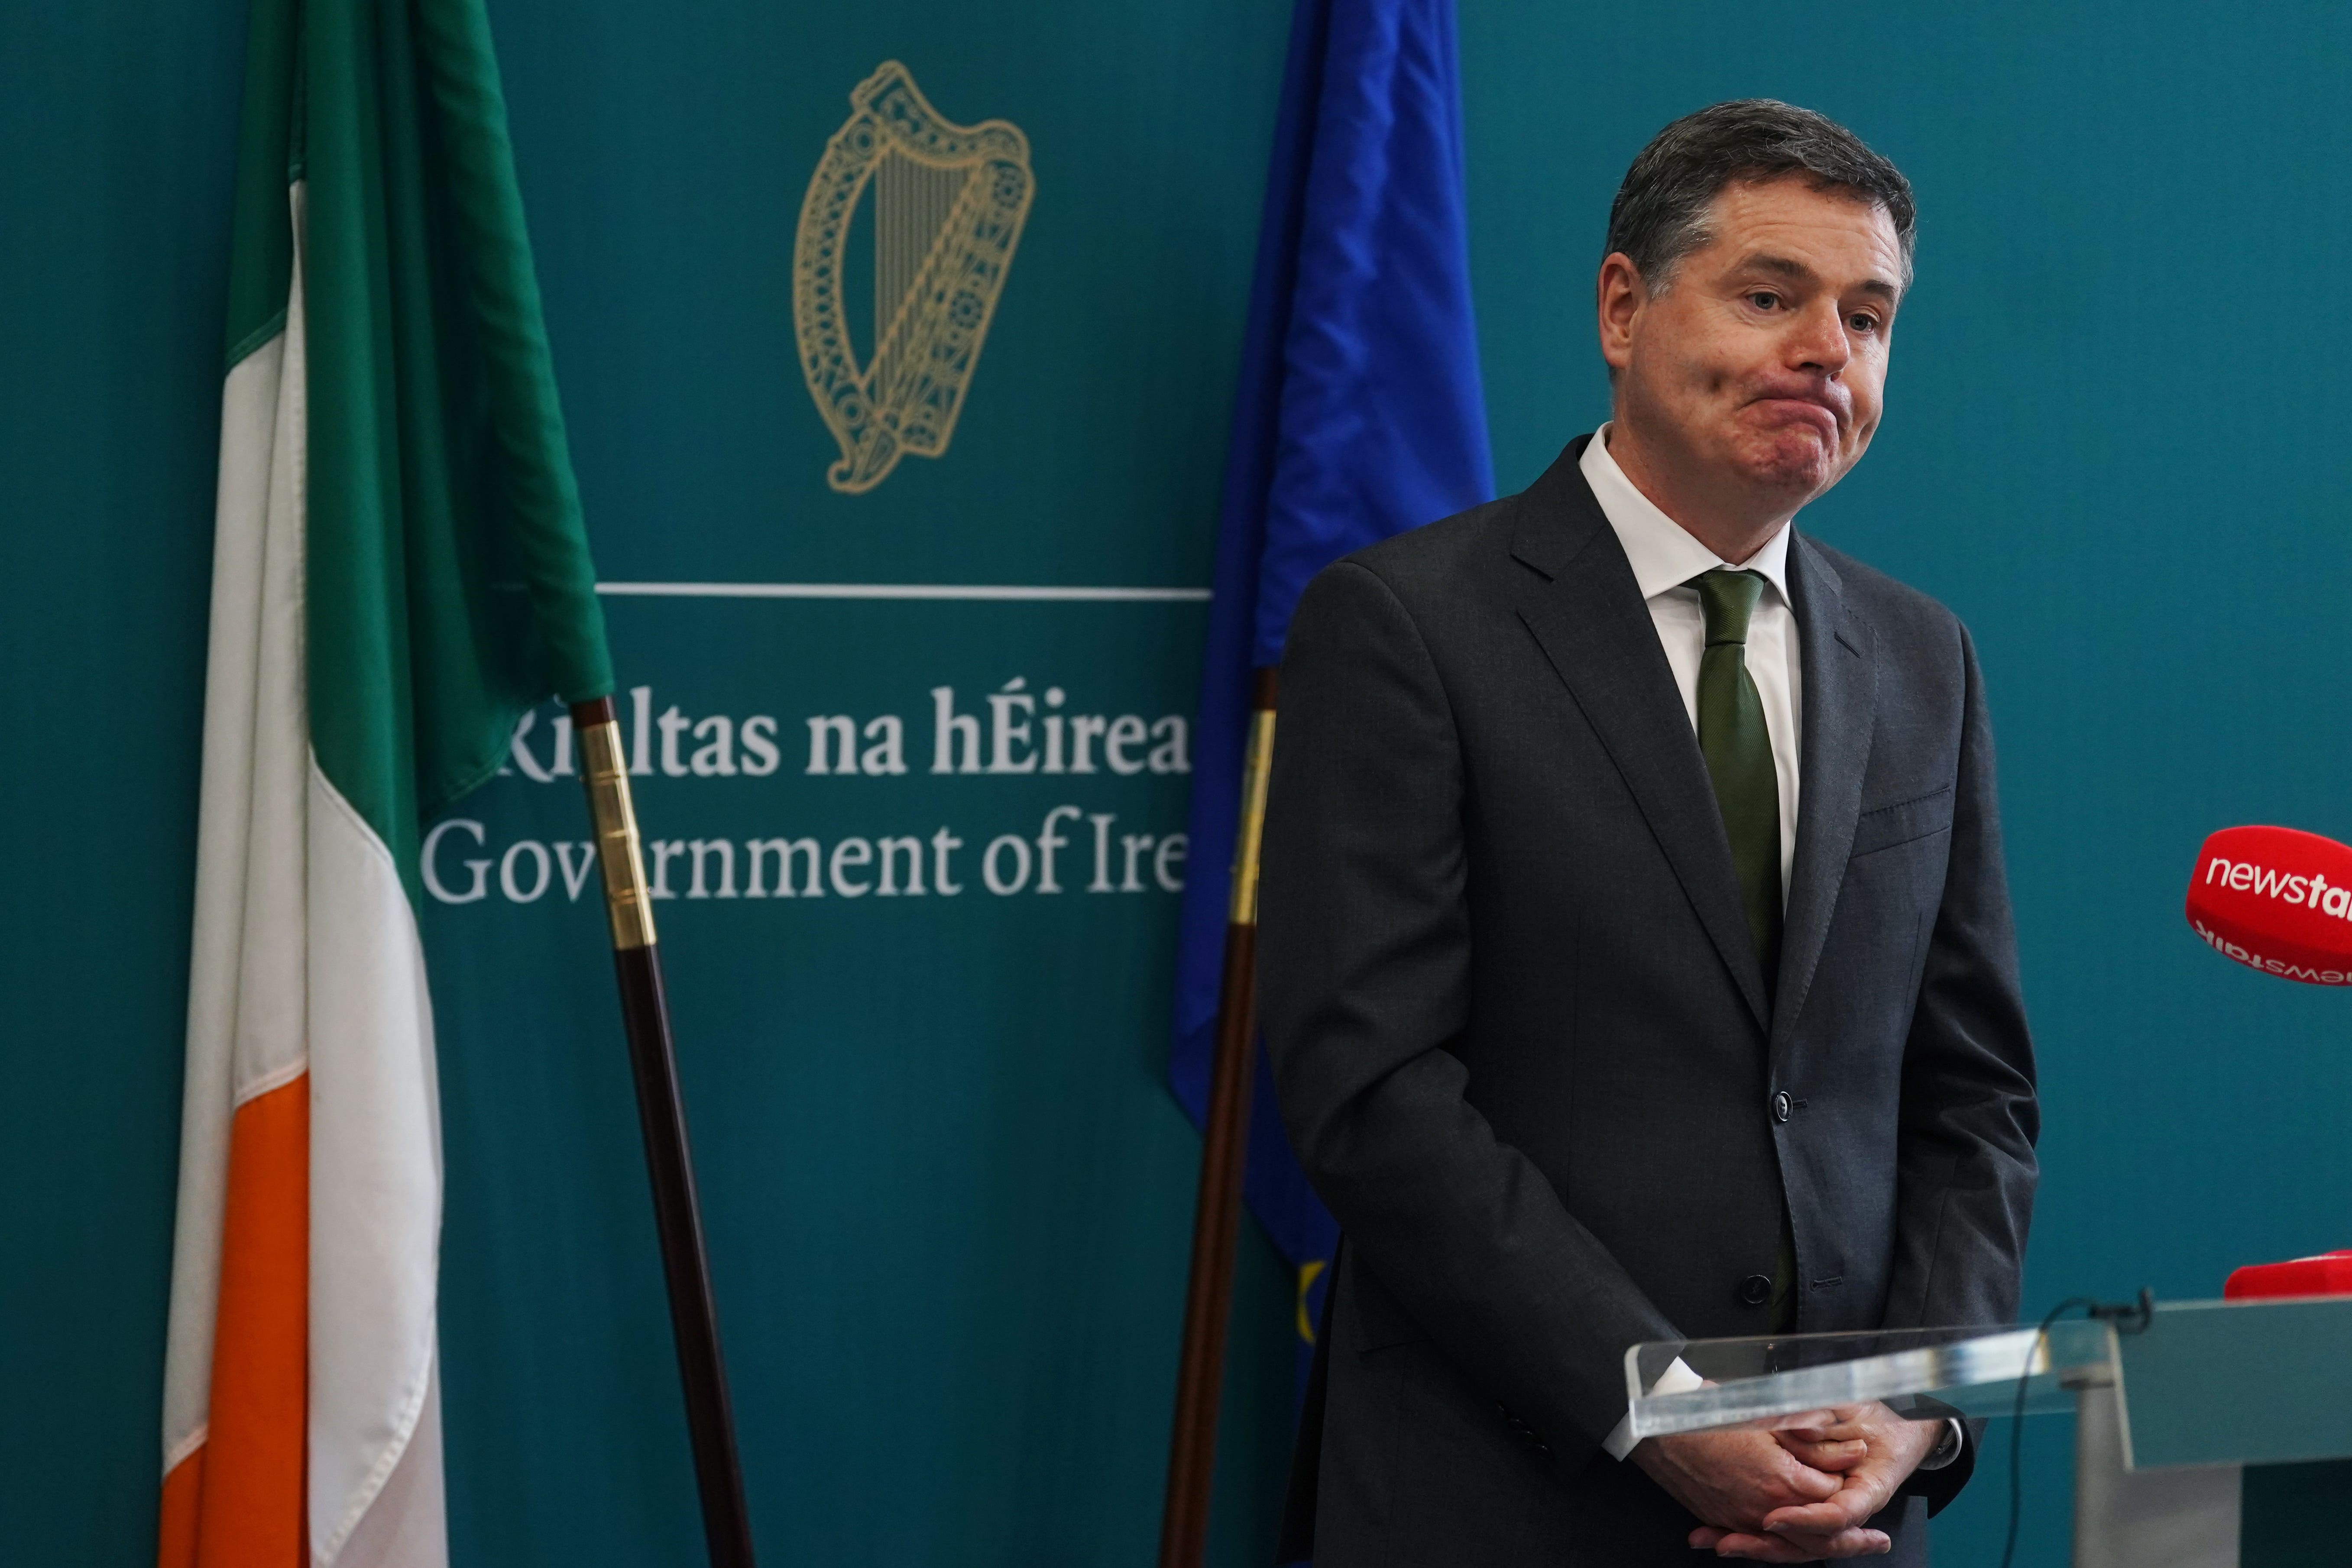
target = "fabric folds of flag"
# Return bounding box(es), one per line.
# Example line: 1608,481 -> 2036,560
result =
157,1 -> 612,1564
1169,0 -> 1494,1361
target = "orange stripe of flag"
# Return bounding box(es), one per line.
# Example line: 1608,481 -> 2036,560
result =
159,1073 -> 308,1568
156,1445 -> 201,1568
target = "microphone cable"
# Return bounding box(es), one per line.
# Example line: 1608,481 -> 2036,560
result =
1999,1289 -> 2154,1568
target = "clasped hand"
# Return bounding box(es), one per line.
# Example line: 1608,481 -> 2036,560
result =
1630,1403 -> 1940,1560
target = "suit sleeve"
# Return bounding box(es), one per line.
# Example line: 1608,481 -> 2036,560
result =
1885,621 -> 2042,1512
1258,559 -> 1681,1453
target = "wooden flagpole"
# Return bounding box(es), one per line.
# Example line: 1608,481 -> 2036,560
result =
1157,667 -> 1280,1568
573,694 -> 759,1568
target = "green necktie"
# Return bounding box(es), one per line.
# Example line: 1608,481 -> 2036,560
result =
1692,569 -> 1784,984
1693,569 -> 1797,1329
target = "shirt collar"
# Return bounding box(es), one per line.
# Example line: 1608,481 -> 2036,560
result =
1578,423 -> 1794,606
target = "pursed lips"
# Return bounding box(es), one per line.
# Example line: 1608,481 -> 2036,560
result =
1746,391 -> 1845,441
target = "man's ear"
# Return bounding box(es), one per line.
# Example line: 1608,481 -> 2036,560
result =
1596,252 -> 1646,379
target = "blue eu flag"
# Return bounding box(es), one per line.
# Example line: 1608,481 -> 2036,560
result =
1170,0 -> 1493,1373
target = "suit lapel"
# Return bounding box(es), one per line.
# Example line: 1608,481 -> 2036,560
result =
1510,443 -> 1771,1031
1773,535 -> 1877,1046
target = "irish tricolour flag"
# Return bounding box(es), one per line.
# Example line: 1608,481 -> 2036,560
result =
158,0 -> 612,1562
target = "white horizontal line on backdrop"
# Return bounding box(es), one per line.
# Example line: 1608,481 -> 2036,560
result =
596,581 -> 1213,603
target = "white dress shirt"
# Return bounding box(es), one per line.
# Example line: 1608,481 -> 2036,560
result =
1580,426 -> 1802,893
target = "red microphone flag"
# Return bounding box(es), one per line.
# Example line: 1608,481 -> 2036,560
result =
2186,824 -> 2352,984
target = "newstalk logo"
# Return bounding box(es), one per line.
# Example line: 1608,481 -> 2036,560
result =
2185,824 -> 2352,986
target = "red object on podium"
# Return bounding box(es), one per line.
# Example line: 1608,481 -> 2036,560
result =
2224,1251 -> 2352,1300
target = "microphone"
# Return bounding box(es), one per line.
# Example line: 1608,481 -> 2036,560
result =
2186,825 -> 2352,984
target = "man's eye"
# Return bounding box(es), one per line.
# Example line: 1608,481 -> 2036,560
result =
1748,292 -> 1780,310
1849,314 -> 1880,333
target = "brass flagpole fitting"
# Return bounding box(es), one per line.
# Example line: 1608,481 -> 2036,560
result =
576,704 -> 658,951
1227,700 -> 1278,928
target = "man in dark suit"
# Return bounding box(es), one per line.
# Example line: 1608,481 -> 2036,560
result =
1259,101 -> 2040,1564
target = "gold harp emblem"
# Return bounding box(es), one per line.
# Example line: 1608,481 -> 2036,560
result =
793,62 -> 1035,494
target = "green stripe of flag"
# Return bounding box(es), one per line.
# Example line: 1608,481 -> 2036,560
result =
229,0 -> 615,905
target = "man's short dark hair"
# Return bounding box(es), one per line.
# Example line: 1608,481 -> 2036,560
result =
1605,100 -> 1915,291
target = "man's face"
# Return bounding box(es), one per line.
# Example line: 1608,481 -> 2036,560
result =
1602,175 -> 1903,512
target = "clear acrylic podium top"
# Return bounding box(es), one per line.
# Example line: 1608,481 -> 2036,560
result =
1625,1296 -> 2352,1469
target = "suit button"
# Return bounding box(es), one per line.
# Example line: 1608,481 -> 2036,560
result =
1739,1273 -> 1773,1307
1772,1091 -> 1793,1124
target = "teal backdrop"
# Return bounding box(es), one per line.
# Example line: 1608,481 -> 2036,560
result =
9,2 -> 2352,1564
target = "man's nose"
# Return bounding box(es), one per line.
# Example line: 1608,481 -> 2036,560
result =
1788,300 -> 1851,376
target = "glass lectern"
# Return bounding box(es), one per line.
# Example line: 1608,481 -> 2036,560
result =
1623,1296 -> 2352,1567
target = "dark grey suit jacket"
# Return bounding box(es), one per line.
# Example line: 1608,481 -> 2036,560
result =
1258,437 -> 2041,1566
